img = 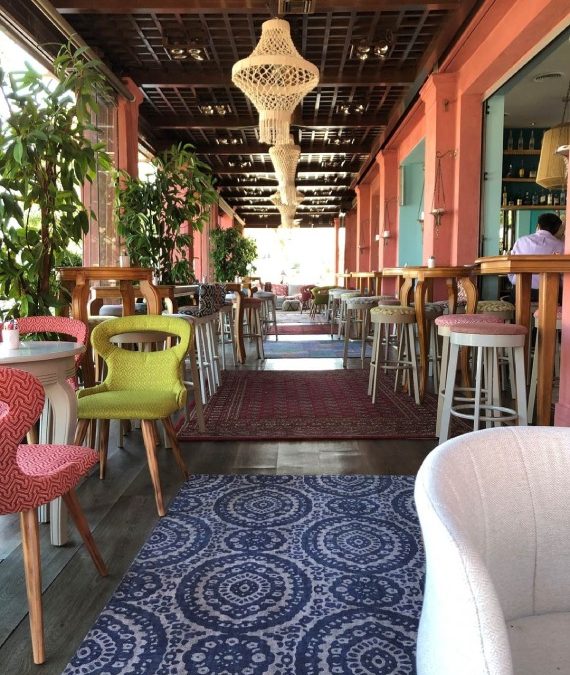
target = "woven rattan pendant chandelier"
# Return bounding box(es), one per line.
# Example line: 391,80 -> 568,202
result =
269,136 -> 301,204
232,18 -> 319,145
270,190 -> 299,228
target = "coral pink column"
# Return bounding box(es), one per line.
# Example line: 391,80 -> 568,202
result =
376,150 -> 399,295
355,183 -> 371,272
117,79 -> 144,178
554,168 -> 570,427
420,73 -> 458,266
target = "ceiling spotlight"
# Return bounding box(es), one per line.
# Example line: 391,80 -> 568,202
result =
336,103 -> 366,115
351,30 -> 393,62
188,48 -> 205,61
199,104 -> 231,116
374,42 -> 389,58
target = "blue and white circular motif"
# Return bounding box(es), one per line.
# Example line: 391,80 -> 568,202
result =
326,496 -> 378,517
302,517 -> 417,574
176,553 -> 309,632
64,606 -> 166,674
224,527 -> 287,552
182,475 -> 236,494
295,609 -> 417,674
391,486 -> 418,523
304,475 -> 391,497
183,635 -> 274,675
114,570 -> 163,603
214,486 -> 312,527
330,574 -> 404,608
135,516 -> 211,568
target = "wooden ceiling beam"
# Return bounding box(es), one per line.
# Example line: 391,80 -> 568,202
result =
146,113 -> 387,129
155,141 -> 368,155
213,167 -> 358,175
129,68 -> 417,88
54,1 -> 461,14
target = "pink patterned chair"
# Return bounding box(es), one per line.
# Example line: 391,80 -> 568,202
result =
18,316 -> 88,390
0,367 -> 107,664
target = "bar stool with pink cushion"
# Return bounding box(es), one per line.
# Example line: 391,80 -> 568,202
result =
0,366 -> 106,664
439,322 -> 528,443
435,313 -> 505,435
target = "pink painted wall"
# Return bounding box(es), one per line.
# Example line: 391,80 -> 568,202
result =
344,211 -> 357,273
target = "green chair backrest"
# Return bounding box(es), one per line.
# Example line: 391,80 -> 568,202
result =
91,315 -> 191,394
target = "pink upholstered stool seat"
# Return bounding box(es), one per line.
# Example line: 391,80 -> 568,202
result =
450,322 -> 527,337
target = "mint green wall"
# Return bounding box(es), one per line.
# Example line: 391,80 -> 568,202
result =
398,140 -> 424,266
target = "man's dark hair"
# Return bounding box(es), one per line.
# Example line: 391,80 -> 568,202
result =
537,212 -> 562,235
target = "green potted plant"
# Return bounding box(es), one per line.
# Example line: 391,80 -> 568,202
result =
0,44 -> 112,317
210,226 -> 258,282
115,143 -> 218,285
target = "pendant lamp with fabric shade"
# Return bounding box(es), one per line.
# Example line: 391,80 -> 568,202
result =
536,80 -> 570,189
270,190 -> 298,228
269,136 -> 301,204
232,18 -> 319,145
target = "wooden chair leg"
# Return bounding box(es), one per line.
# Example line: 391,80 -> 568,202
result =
98,419 -> 110,479
141,419 -> 165,516
19,509 -> 44,665
74,418 -> 91,446
62,490 -> 108,576
162,417 -> 189,479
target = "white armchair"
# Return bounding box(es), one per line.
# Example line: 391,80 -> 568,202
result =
414,426 -> 570,675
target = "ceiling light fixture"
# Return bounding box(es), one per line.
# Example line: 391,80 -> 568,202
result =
351,31 -> 393,62
231,18 -> 319,145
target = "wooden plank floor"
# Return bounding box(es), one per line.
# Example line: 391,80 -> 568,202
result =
0,339 -> 436,674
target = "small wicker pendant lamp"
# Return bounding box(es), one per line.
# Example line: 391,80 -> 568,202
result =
270,190 -> 299,228
232,18 -> 319,145
269,136 -> 301,204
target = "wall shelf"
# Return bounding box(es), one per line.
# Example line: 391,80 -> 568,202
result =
503,149 -> 541,156
500,205 -> 566,211
503,177 -> 536,183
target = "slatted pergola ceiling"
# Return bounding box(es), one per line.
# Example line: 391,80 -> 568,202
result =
2,0 -> 480,227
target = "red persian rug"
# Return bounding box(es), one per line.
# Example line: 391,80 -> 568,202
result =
177,369 -> 466,441
268,324 -> 331,335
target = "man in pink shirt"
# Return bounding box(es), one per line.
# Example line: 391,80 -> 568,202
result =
508,212 -> 564,301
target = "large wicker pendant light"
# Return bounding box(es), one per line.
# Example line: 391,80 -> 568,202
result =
232,18 -> 319,145
269,137 -> 301,204
536,80 -> 570,189
270,190 -> 298,228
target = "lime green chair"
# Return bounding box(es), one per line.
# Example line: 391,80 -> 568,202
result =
74,315 -> 191,516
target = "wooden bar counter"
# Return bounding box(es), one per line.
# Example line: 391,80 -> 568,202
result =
382,266 -> 478,401
56,266 -> 161,386
475,254 -> 570,426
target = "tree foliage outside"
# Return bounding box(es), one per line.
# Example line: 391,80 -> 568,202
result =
210,226 -> 258,282
0,44 -> 111,317
115,143 -> 218,285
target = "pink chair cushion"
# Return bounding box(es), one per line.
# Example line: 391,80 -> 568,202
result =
435,312 -> 504,327
0,367 -> 98,514
450,323 -> 528,336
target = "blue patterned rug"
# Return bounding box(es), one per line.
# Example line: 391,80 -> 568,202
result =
65,475 -> 424,674
263,339 -> 372,359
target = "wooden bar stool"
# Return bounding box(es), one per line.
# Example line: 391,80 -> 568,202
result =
218,303 -> 237,368
439,322 -> 528,444
527,306 -> 562,422
368,305 -> 420,405
234,292 -> 265,364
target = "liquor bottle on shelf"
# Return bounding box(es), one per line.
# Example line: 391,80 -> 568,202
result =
561,189 -> 567,206
529,130 -> 535,150
517,130 -> 524,150
506,163 -> 514,177
518,161 -> 525,178
507,129 -> 514,151
523,192 -> 531,205
531,193 -> 538,206
547,191 -> 553,205
539,191 -> 547,205
553,192 -> 560,206
502,186 -> 508,207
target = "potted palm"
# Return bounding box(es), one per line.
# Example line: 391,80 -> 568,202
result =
115,143 -> 218,285
0,44 -> 112,317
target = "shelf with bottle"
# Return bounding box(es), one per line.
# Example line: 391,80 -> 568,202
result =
500,205 -> 566,211
501,185 -> 566,209
504,127 -> 543,153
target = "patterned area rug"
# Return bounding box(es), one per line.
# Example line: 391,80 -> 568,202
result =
64,474 -> 424,675
268,324 -> 330,335
177,369 -> 459,441
263,339 -> 371,358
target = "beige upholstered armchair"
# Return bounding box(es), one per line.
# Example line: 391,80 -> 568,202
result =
414,426 -> 570,675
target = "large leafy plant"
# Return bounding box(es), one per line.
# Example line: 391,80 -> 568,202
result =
115,143 -> 218,285
210,226 -> 258,282
0,44 -> 111,317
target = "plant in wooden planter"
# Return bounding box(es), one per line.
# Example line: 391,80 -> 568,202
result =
0,44 -> 111,317
115,143 -> 218,285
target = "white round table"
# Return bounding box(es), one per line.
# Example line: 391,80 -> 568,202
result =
0,341 -> 85,545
